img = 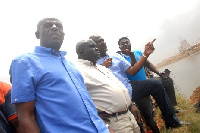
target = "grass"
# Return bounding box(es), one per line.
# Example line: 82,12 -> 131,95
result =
154,94 -> 200,133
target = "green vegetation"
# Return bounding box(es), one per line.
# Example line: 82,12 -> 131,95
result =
154,94 -> 200,133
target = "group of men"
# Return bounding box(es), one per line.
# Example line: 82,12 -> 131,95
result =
7,18 -> 187,133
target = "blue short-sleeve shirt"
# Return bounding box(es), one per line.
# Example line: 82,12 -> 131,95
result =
121,50 -> 147,81
10,46 -> 109,133
97,53 -> 132,97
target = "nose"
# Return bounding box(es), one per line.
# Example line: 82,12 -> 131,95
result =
102,42 -> 106,45
52,24 -> 56,27
51,24 -> 59,31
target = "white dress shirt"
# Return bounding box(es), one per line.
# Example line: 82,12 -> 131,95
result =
75,59 -> 131,114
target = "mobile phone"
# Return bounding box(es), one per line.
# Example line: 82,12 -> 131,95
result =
116,50 -> 125,54
160,69 -> 171,79
164,69 -> 171,76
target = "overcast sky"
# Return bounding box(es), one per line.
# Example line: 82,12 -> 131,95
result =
1,0 -> 200,82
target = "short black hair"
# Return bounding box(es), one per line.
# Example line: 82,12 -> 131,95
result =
118,37 -> 130,45
89,35 -> 103,43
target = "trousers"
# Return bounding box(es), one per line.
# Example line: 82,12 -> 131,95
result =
153,77 -> 177,106
107,110 -> 141,133
130,78 -> 179,132
134,96 -> 159,133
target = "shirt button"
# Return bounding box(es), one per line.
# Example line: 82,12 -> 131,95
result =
15,99 -> 17,101
85,101 -> 87,104
91,117 -> 93,120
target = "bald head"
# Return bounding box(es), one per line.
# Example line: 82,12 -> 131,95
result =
76,40 -> 93,55
76,39 -> 100,65
35,18 -> 65,53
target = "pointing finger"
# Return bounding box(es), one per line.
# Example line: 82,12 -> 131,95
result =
151,38 -> 156,44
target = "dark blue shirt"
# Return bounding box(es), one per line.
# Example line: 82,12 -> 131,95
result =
10,46 -> 109,133
0,88 -> 15,133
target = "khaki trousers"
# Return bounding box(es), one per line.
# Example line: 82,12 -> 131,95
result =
107,110 -> 140,133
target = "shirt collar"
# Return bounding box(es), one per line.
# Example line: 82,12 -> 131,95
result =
78,59 -> 94,66
34,46 -> 67,57
122,54 -> 130,58
100,53 -> 109,59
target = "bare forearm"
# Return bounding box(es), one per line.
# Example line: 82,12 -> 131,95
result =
145,61 -> 160,75
18,117 -> 40,133
126,39 -> 156,76
130,53 -> 137,66
126,55 -> 147,75
15,101 -> 40,133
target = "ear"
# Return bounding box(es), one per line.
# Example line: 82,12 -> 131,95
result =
35,31 -> 40,39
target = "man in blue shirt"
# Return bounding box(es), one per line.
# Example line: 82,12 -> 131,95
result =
89,34 -> 183,131
118,37 -> 178,109
9,18 -> 109,133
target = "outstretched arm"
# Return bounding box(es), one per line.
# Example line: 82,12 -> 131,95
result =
15,101 -> 40,133
145,60 -> 160,76
125,39 -> 156,76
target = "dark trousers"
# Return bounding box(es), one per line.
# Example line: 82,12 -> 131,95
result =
135,96 -> 159,133
154,77 -> 178,106
130,78 -> 179,132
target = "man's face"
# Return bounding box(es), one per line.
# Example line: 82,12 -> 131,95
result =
38,18 -> 65,50
95,38 -> 107,55
119,38 -> 131,51
85,40 -> 100,63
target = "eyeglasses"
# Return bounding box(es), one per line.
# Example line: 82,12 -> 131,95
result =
43,21 -> 63,30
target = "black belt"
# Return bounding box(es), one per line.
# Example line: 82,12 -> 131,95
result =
98,109 -> 128,118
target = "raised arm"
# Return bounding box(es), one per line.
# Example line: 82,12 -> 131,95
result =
125,39 -> 156,76
124,50 -> 137,66
15,101 -> 40,133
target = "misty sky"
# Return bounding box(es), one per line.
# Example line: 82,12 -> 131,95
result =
149,3 -> 200,64
1,0 -> 200,82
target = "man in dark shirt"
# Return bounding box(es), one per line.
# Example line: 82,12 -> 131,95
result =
0,81 -> 19,133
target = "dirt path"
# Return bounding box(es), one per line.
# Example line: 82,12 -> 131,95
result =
188,86 -> 200,105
